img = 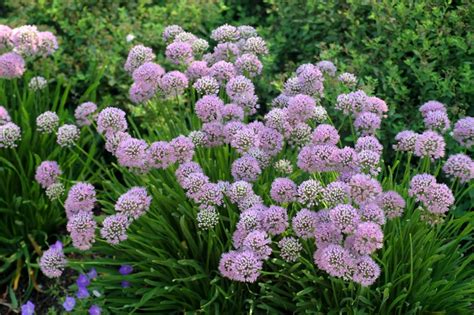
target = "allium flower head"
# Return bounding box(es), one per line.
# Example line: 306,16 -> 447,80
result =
212,42 -> 240,62
238,25 -> 258,39
197,207 -> 219,230
231,155 -> 261,182
336,90 -> 367,115
162,25 -> 184,43
75,102 -> 97,127
174,31 -> 198,45
191,38 -> 209,55
39,241 -> 66,278
443,153 -> 474,183
329,204 -> 360,234
115,187 -> 152,219
297,64 -> 324,96
116,138 -> 148,168
165,41 -> 193,65
297,144 -> 339,172
316,60 -> 337,76
312,124 -> 340,145
453,117 -> 474,148
314,222 -> 343,249
146,141 -> 175,169
28,76 -> 47,91
0,106 -> 11,125
287,94 -> 316,123
65,182 -> 96,218
211,24 -> 240,42
246,148 -> 271,170
377,191 -> 405,219
232,250 -> 263,283
338,72 -> 357,87
46,182 -> 65,201
420,183 -> 454,214
193,76 -> 220,95
182,172 -> 209,199
355,136 -> 383,155
262,205 -> 288,235
159,71 -> 189,97
132,62 -> 164,84
349,174 -> 382,205
271,94 -> 290,109
292,208 -> 318,239
352,255 -> 380,286
124,45 -> 155,74
409,174 -> 437,197
219,251 -> 239,279
335,147 -> 358,172
227,180 -> 254,204
288,122 -> 312,148
359,203 -> 385,225
0,25 -> 12,49
175,162 -> 203,186
11,25 -> 40,56
169,135 -> 195,163
188,130 -> 207,147
424,110 -> 450,133
419,100 -> 446,117
243,36 -> 268,55
100,214 -> 130,244
313,106 -> 328,122
314,244 -> 353,278
210,61 -> 236,84
393,130 -> 418,152
257,126 -> 284,156
354,112 -> 381,135
38,31 -> 58,56
186,60 -> 210,81
363,96 -> 388,117
0,52 -> 25,79
222,103 -> 244,122
226,75 -> 255,102
264,108 -> 291,135
278,237 -> 302,262
231,127 -> 258,153
105,131 -> 131,155
274,159 -> 293,175
57,124 -> 80,147
0,122 -> 21,148
298,179 -> 324,208
414,130 -> 445,160
67,211 -> 97,250
96,107 -> 128,134
271,178 -> 297,203
323,181 -> 351,206
284,77 -> 302,96
35,160 -> 61,188
357,149 -> 381,176
237,208 -> 264,232
235,53 -> 262,77
243,230 -> 272,259
195,95 -> 224,122
347,222 -> 383,255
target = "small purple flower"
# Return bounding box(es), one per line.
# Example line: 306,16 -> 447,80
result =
119,264 -> 133,275
87,268 -> 97,280
89,305 -> 101,315
76,273 -> 91,287
62,296 -> 76,312
121,280 -> 131,288
21,301 -> 35,315
77,286 -> 90,299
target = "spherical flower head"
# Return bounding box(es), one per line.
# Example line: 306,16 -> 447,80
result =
314,222 -> 343,249
196,183 -> 224,208
196,207 -> 219,230
243,230 -> 272,259
222,103 -> 244,122
231,127 -> 258,153
159,71 -> 189,97
191,38 -> 209,55
297,64 -> 324,96
232,250 -> 263,283
322,181 -> 351,207
188,130 -> 207,147
169,135 -> 195,163
314,244 -> 353,278
11,25 -> 40,56
298,144 -> 339,173
96,107 -> 128,134
357,149 -> 381,176
352,255 -> 380,286
363,96 -> 388,117
100,214 -> 130,245
424,110 -> 450,133
393,130 -> 418,152
104,131 -> 131,155
237,208 -> 264,232
115,187 -> 152,219
219,251 -> 239,280
175,162 -> 203,186
210,61 -> 236,84
257,126 -> 284,156
193,76 -> 220,95
64,182 -> 96,218
116,138 -> 148,168
246,147 -> 271,169
349,174 -> 382,205
195,95 -> 224,122
287,94 -> 316,123
297,179 -> 324,208
0,52 -> 25,79
264,108 -> 291,135
211,24 -> 239,42
235,53 -> 262,77
182,172 -> 210,199
414,130 -> 445,160
420,183 -> 454,214
231,156 -> 261,182
274,159 -> 293,175
262,205 -> 288,235
283,77 -> 302,96
348,222 -> 384,256
312,124 -> 340,146
243,36 -> 268,55
453,117 -> 474,148
162,25 -> 184,42
271,94 -> 290,109
35,160 -> 61,188
0,105 -> 11,125
39,241 -> 66,278
28,76 -> 48,91
124,45 -> 156,74
329,204 -> 360,234
67,211 -> 97,250
278,236 -> 302,262
0,123 -> 18,145
223,121 -> 245,143
354,112 -> 381,136
292,208 -> 318,239
38,31 -> 58,57
146,141 -> 175,169
166,41 -> 193,65
186,60 -> 210,81
56,124 -> 80,147
377,191 -> 405,219
316,60 -> 337,76
338,72 -> 357,87
0,25 -> 12,50
288,122 -> 312,148
408,173 -> 437,197
227,180 -> 254,204
74,102 -> 97,127
419,100 -> 446,117
46,182 -> 65,200
270,177 -> 297,204
132,62 -> 164,85
212,42 -> 240,63
443,153 -> 474,183
336,90 -> 367,115
174,31 -> 198,45
313,106 -> 329,123
334,147 -> 359,172
355,136 -> 383,155
359,203 -> 385,225
226,75 -> 255,102
236,192 -> 263,212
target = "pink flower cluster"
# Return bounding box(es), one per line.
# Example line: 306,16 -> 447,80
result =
0,106 -> 21,148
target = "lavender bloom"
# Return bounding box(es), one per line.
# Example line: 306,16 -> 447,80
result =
377,191 -> 406,219
37,31 -> 58,57
64,182 -> 96,218
197,207 -> 219,230
323,181 -> 351,206
292,208 -> 318,239
270,178 -> 297,203
0,52 -> 25,79
160,71 -> 189,97
393,130 -> 418,152
105,131 -> 131,155
21,301 -> 35,315
287,94 -> 316,123
100,214 -> 130,244
46,183 -> 65,200
409,174 -> 437,197
453,117 -> 474,148
243,230 -> 272,259
348,222 -> 383,255
314,222 -> 343,249
237,208 -> 264,232
231,156 -> 261,182
349,174 -> 382,205
77,273 -> 90,287
195,95 -> 224,122
226,75 -> 255,102
209,61 -> 236,84
116,138 -> 148,168
219,251 -> 239,279
264,108 -> 291,134
423,110 -> 450,133
231,128 -> 258,153
0,25 -> 12,49
74,102 -> 97,127
186,60 -> 210,81
211,24 -> 240,42
363,96 -> 388,117
232,250 -> 263,283
358,203 -> 386,225
235,53 -> 262,77
119,264 -> 133,275
36,111 -> 60,134
297,64 -> 324,96
222,104 -> 244,122
352,255 -> 380,286
96,107 -> 128,135
124,45 -> 155,74
288,122 -> 312,148
202,122 -> 225,147
193,76 -> 220,95
67,211 -> 97,250
257,126 -> 284,156
175,162 -> 203,186
77,286 -> 90,299
261,205 -> 288,235
191,38 -> 209,55
162,25 -> 184,42
11,25 -> 40,56
89,305 -> 101,315
174,32 -> 198,45
271,94 -> 290,109
146,141 -> 175,169
243,36 -> 268,55
284,77 -> 302,96
329,204 -> 360,234
278,237 -> 303,262
166,41 -> 193,65
63,296 -> 76,312
115,187 -> 152,219
443,153 -> 474,183
274,159 -> 293,175
357,149 -> 381,176
419,100 -> 446,117
39,241 -> 66,278
169,135 -> 195,163
316,60 -> 337,76
314,244 -> 353,278
335,147 -> 359,172
338,72 -> 357,87
354,112 -> 381,135
312,124 -> 340,146
420,183 -> 455,215
336,90 -> 367,115
56,124 -> 80,147
355,136 -> 383,155
298,179 -> 324,208
35,160 -> 61,188
132,62 -> 164,84
414,130 -> 445,160
28,76 -> 47,91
